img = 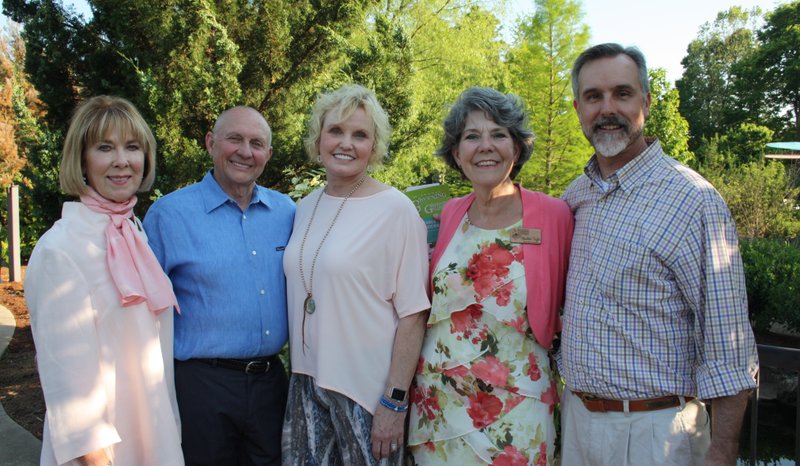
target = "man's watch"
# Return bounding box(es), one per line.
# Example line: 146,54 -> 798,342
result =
389,387 -> 407,403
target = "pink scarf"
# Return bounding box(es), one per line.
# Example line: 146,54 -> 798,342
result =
80,188 -> 179,315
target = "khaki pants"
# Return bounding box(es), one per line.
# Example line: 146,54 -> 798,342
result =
560,388 -> 711,466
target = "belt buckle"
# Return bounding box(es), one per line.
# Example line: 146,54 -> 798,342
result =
245,360 -> 270,374
577,392 -> 608,412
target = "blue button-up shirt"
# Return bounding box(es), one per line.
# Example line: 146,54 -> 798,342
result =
144,172 -> 295,360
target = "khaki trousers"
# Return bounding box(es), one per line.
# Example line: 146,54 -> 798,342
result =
560,388 -> 711,466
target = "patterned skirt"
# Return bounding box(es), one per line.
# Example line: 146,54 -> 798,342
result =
281,373 -> 405,466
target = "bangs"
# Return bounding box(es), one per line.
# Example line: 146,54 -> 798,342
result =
327,98 -> 362,127
84,107 -> 147,148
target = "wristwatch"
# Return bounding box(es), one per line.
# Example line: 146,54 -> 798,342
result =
389,387 -> 407,403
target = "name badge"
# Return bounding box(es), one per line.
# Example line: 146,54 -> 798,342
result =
510,227 -> 541,244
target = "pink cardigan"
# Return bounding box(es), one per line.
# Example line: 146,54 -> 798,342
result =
430,187 -> 574,349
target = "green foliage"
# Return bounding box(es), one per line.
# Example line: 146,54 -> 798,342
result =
14,0 -> 795,260
646,68 -> 693,165
720,122 -> 773,165
0,21 -> 61,258
370,0 -> 511,191
283,166 -> 325,201
742,1 -> 800,141
679,2 -> 800,146
506,0 -> 590,196
705,160 -> 800,239
2,0 -> 380,220
676,6 -> 762,149
13,85 -> 65,257
694,134 -> 728,172
740,238 -> 800,333
695,122 -> 773,170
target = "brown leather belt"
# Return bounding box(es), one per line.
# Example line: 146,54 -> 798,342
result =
573,391 -> 694,413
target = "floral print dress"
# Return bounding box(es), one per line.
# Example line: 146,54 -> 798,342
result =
408,216 -> 557,466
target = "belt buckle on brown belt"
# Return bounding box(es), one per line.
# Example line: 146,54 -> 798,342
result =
574,391 -> 691,413
575,392 -> 614,413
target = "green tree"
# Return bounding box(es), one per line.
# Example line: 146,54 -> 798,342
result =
646,68 -> 693,165
367,1 -> 509,192
3,0 -> 83,128
506,0 -> 590,195
676,6 -> 762,148
735,1 -> 800,140
2,0 -> 379,227
0,20 -> 58,257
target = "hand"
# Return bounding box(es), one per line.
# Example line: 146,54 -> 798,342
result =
370,404 -> 407,459
77,449 -> 111,466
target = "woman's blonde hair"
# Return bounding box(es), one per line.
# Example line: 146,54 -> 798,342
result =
304,84 -> 392,167
60,95 -> 157,196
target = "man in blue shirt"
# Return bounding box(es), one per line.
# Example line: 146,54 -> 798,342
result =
144,106 -> 295,465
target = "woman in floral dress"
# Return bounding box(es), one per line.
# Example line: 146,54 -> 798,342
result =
408,87 -> 573,465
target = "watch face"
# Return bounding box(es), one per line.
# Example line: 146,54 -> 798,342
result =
390,388 -> 407,402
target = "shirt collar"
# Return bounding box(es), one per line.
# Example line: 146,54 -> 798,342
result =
583,138 -> 663,194
199,171 -> 271,213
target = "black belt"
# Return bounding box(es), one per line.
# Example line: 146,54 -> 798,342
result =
193,355 -> 279,374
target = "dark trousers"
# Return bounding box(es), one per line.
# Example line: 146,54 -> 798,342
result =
175,358 -> 289,466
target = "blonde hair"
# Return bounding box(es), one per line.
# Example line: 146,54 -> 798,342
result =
304,84 -> 392,167
60,95 -> 157,196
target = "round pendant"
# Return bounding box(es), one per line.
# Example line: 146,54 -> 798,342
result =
304,295 -> 316,314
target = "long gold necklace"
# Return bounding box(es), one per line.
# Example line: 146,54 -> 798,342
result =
298,174 -> 367,316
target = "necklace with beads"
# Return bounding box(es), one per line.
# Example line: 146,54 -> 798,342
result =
298,174 -> 367,315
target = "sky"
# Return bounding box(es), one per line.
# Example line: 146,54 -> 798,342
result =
508,0 -> 784,83
53,0 -> 786,84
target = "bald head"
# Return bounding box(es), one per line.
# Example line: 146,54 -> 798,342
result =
213,106 -> 272,146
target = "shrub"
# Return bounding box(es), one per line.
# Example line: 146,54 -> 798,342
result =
707,161 -> 800,239
740,238 -> 800,333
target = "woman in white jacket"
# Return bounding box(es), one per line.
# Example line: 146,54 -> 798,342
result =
24,95 -> 184,466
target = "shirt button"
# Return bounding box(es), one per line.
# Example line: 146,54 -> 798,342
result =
251,250 -> 257,256
243,214 -> 247,220
260,289 -> 266,295
265,330 -> 270,336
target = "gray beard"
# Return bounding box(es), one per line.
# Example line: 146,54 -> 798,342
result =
592,132 -> 630,158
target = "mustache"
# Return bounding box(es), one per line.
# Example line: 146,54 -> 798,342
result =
593,116 -> 629,131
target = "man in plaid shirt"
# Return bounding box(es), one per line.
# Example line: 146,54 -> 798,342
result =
559,43 -> 758,466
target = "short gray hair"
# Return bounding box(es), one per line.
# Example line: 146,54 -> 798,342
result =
571,43 -> 649,99
437,87 -> 533,180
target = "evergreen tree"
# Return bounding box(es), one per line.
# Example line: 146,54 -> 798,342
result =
646,68 -> 693,166
507,0 -> 590,195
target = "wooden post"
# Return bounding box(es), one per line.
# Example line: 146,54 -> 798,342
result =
7,185 -> 21,282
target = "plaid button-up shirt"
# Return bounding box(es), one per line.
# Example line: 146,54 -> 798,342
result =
559,140 -> 758,400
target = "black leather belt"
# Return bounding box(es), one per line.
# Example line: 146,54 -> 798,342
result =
194,355 -> 279,374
